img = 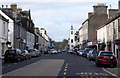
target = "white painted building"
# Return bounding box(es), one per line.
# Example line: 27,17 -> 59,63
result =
68,25 -> 75,50
0,10 -> 14,49
0,11 -> 9,57
26,31 -> 35,49
39,28 -> 49,51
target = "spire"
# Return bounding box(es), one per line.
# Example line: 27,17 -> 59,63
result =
71,25 -> 73,30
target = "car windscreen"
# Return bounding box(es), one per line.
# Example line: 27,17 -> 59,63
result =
100,52 -> 113,56
22,51 -> 26,53
93,51 -> 99,54
85,48 -> 92,53
5,50 -> 16,54
28,49 -> 35,52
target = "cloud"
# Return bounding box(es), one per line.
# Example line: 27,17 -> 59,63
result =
0,0 -> 118,3
0,0 -> 118,41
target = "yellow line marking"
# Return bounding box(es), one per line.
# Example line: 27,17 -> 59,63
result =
64,72 -> 67,75
84,72 -> 87,75
76,73 -> 80,75
63,77 -> 66,78
89,73 -> 92,75
95,73 -> 99,75
81,72 -> 84,75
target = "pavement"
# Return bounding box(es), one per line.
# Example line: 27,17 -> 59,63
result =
104,59 -> 120,77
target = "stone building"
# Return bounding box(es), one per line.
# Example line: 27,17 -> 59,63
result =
1,4 -> 35,50
79,3 -> 108,49
97,0 -> 120,59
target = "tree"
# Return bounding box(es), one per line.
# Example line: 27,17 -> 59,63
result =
59,39 -> 68,49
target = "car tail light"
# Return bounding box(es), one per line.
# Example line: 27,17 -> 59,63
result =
98,56 -> 103,59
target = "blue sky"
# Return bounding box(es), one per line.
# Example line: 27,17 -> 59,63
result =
0,0 -> 118,42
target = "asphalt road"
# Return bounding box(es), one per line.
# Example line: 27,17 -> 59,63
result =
2,52 -> 117,78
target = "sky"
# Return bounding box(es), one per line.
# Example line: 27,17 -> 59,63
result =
0,0 -> 118,42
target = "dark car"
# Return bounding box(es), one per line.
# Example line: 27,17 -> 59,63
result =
95,51 -> 117,68
82,48 -> 92,58
4,49 -> 25,63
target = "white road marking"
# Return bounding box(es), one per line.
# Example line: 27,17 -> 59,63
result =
102,68 -> 118,77
64,69 -> 67,72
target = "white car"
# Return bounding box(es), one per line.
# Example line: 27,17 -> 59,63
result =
50,49 -> 58,54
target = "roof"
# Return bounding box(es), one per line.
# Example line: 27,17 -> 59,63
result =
97,10 -> 120,30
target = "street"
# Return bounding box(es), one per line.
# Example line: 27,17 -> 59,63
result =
2,52 -> 117,78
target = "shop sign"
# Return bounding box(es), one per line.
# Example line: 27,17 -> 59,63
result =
113,40 -> 120,45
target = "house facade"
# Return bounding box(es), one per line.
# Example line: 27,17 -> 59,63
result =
79,3 -> 108,49
0,11 -> 9,56
97,11 -> 120,59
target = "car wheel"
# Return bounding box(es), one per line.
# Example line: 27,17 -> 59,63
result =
111,64 -> 117,68
96,62 -> 99,67
17,58 -> 21,62
4,60 -> 8,63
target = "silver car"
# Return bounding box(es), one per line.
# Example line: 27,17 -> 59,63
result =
88,50 -> 100,61
22,50 -> 31,60
28,49 -> 40,57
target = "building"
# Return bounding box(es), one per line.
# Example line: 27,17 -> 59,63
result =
0,10 -> 9,57
79,3 -> 108,49
34,27 -> 49,53
1,4 -> 35,50
39,28 -> 50,52
68,25 -> 75,50
97,1 -> 120,59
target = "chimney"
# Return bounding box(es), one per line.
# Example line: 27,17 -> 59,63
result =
10,4 -> 17,12
93,3 -> 108,14
6,5 -> 8,8
2,5 -> 4,8
108,9 -> 118,19
88,12 -> 93,18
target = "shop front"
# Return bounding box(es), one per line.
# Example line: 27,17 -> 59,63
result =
113,39 -> 120,59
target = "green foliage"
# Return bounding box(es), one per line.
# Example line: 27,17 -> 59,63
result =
55,39 -> 68,50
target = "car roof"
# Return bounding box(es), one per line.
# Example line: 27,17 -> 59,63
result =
100,51 -> 112,53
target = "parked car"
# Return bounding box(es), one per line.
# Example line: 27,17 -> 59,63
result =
36,49 -> 41,56
68,49 -> 74,54
95,51 -> 117,68
57,50 -> 61,53
22,50 -> 31,60
28,49 -> 40,57
4,49 -> 25,63
77,50 -> 84,56
82,48 -> 92,58
87,50 -> 100,61
50,49 -> 58,54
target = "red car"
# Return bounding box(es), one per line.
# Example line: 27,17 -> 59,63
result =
95,51 -> 117,68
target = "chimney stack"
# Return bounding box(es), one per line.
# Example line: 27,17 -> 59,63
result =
2,5 -> 4,8
10,4 -> 17,12
93,3 -> 108,14
6,5 -> 8,8
118,0 -> 120,10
